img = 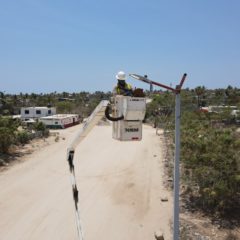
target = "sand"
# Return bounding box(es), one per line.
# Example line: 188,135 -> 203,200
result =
0,124 -> 173,240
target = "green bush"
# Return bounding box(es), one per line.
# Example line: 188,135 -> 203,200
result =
33,122 -> 49,137
0,117 -> 18,153
56,101 -> 75,113
181,111 -> 240,217
16,131 -> 31,144
33,122 -> 46,132
0,127 -> 15,153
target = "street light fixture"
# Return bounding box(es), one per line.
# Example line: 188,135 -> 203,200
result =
130,73 -> 187,240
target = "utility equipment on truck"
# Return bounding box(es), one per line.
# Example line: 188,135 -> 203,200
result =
67,95 -> 146,240
66,73 -> 187,240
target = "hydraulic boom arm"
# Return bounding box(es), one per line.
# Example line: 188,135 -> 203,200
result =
68,100 -> 109,151
66,100 -> 109,240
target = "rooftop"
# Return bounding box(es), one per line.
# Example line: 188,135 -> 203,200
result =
21,107 -> 55,109
40,114 -> 78,120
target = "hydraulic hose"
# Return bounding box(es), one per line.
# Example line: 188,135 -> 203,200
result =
105,105 -> 124,122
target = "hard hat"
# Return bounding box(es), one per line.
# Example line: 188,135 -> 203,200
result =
116,71 -> 126,80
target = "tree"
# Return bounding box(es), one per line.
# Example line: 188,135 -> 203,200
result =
181,111 -> 240,217
195,86 -> 206,107
56,101 -> 75,113
0,117 -> 18,153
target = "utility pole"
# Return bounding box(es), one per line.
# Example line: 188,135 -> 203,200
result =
150,83 -> 153,93
130,73 -> 187,240
174,87 -> 181,240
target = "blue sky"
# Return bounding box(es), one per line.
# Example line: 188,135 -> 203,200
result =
0,0 -> 240,93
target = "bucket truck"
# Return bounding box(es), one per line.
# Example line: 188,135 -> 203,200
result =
66,94 -> 146,240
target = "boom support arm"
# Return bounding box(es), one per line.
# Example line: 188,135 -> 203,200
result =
66,100 -> 109,240
68,100 -> 109,152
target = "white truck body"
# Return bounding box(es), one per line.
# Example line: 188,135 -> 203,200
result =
112,96 -> 146,141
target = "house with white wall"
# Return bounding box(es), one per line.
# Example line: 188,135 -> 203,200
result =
40,114 -> 80,129
20,107 -> 56,121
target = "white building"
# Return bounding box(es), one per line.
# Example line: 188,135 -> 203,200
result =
20,107 -> 56,121
200,105 -> 237,113
40,114 -> 80,129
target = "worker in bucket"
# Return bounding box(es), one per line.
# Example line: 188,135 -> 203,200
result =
113,71 -> 133,96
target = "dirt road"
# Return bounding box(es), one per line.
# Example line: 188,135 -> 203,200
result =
0,124 -> 173,240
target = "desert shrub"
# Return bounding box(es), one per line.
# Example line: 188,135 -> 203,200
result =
145,92 -> 174,129
33,122 -> 49,137
0,117 -> 18,153
33,122 -> 45,132
56,101 -> 75,114
0,127 -> 15,153
16,131 -> 31,144
181,111 -> 240,217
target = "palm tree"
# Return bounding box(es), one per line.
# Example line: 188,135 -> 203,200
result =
195,86 -> 206,107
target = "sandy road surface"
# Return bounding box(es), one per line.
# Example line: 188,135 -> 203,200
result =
0,124 -> 173,240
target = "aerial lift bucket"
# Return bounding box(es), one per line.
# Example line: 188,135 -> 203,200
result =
105,95 -> 146,141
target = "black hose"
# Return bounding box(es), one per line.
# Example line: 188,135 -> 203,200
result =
105,105 -> 124,122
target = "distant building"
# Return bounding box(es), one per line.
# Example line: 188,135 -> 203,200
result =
40,114 -> 80,129
200,105 -> 237,113
58,98 -> 75,102
20,107 -> 56,121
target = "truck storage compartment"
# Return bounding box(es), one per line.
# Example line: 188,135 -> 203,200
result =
113,120 -> 142,141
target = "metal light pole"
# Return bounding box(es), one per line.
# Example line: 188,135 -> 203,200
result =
174,89 -> 181,240
130,73 -> 187,240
